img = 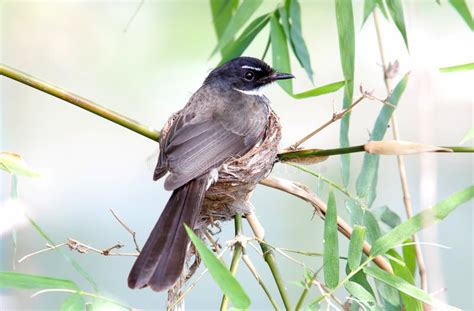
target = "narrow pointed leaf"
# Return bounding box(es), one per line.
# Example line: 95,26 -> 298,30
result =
386,0 -> 409,50
292,81 -> 345,99
356,73 -> 410,199
335,0 -> 355,186
371,185 -> 474,256
388,250 -> 423,311
345,281 -> 376,307
323,190 -> 339,289
0,272 -> 78,290
440,62 -> 474,73
346,264 -> 375,297
376,0 -> 389,19
373,205 -> 402,229
363,210 -> 382,244
448,0 -> 474,30
219,14 -> 271,64
185,225 -> 250,309
362,0 -> 377,26
365,266 -> 459,310
289,0 -> 313,81
210,0 -> 239,57
402,240 -> 417,277
270,14 -> 293,94
211,0 -> 264,56
348,225 -> 366,271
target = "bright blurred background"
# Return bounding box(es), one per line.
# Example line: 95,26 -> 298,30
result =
1,0 -> 473,310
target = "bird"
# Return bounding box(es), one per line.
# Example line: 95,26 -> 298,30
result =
128,56 -> 294,292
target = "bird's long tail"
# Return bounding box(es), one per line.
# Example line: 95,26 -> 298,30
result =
128,174 -> 208,292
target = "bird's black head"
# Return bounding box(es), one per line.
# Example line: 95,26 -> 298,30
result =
204,56 -> 294,94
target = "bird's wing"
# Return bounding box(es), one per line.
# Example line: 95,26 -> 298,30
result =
161,112 -> 265,191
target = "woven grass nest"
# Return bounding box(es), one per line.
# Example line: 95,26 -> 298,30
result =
163,108 -> 282,304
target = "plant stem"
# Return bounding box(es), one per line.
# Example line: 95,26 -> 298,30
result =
220,214 -> 243,311
0,63 -> 160,141
246,213 -> 292,310
373,10 -> 428,295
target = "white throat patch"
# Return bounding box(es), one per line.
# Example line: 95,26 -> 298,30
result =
234,84 -> 269,97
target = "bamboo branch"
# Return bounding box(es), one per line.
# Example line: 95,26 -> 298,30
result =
373,10 -> 428,295
2,64 -> 471,161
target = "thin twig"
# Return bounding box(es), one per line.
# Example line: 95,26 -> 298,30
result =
17,243 -> 67,263
373,9 -> 428,295
110,208 -> 141,252
246,212 -> 293,310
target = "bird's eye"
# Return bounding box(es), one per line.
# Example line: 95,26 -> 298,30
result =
244,71 -> 255,81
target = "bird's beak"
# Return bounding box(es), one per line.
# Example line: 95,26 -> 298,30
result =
270,72 -> 295,81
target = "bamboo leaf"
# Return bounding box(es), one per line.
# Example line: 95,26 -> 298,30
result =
292,81 -> 345,99
211,0 -> 264,57
219,14 -> 271,64
364,266 -> 459,310
402,240 -> 417,277
210,0 -> 239,57
323,190 -> 339,289
459,125 -> 474,145
185,225 -> 250,309
376,0 -> 389,19
356,73 -> 410,199
289,0 -> 313,81
386,0 -> 409,50
346,264 -> 376,297
60,294 -> 85,311
271,14 -> 293,94
387,250 -> 423,311
363,210 -> 382,245
373,205 -> 402,229
362,0 -> 377,26
345,281 -> 376,307
0,272 -> 78,290
448,0 -> 474,30
335,0 -> 355,186
348,226 -> 366,271
371,185 -> 474,256
440,62 -> 474,73
0,152 -> 39,177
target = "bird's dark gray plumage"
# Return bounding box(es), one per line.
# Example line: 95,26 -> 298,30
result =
128,56 -> 294,292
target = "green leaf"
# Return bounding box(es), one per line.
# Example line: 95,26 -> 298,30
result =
459,125 -> 474,145
346,264 -> 375,298
373,205 -> 402,229
348,226 -> 366,271
0,272 -> 78,290
292,81 -> 345,99
356,73 -> 410,199
346,198 -> 364,226
375,279 -> 401,308
60,294 -> 85,311
387,250 -> 422,311
362,0 -> 377,26
345,281 -> 376,307
210,0 -> 239,57
323,190 -> 339,289
376,0 -> 389,19
440,62 -> 474,73
402,240 -> 417,278
363,210 -> 382,245
270,14 -> 293,94
371,185 -> 474,256
211,0 -> 264,57
27,217 -> 99,291
0,152 -> 39,177
448,0 -> 474,30
386,0 -> 409,50
185,225 -> 250,309
364,266 -> 459,310
219,13 -> 271,64
335,0 -> 355,187
289,0 -> 313,81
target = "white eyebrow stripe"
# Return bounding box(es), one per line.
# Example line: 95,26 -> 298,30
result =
241,65 -> 262,71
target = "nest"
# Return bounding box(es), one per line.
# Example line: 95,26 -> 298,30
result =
164,109 -> 282,307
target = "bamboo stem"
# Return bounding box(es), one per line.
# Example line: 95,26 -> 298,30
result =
220,214 -> 243,311
372,10 -> 428,297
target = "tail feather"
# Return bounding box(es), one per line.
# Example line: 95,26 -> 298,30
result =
128,174 -> 208,291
